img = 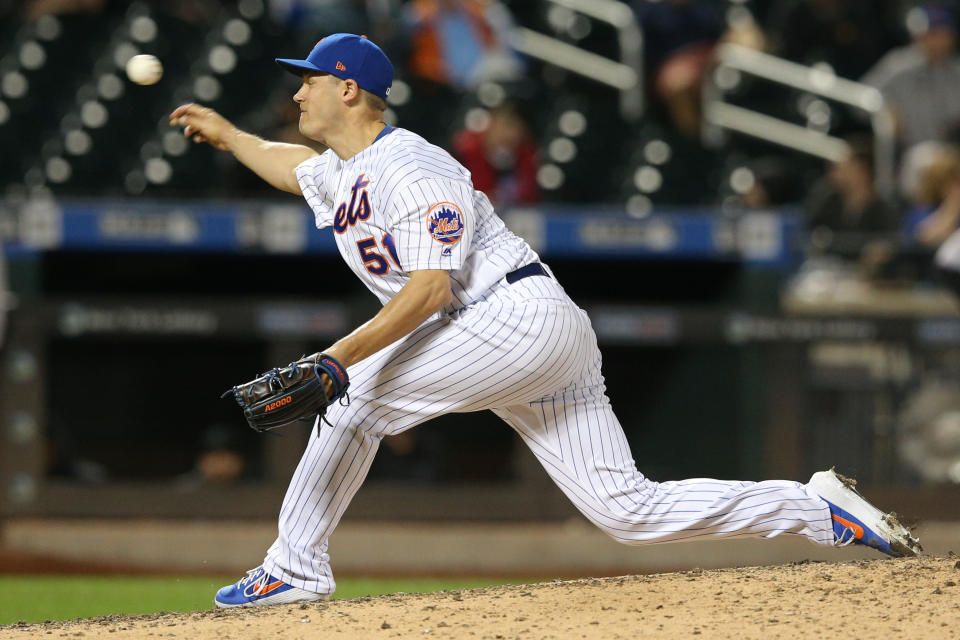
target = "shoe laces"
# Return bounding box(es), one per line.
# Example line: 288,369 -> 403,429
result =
835,524 -> 857,547
238,566 -> 265,587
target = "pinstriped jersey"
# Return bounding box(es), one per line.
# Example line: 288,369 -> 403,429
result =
295,127 -> 540,310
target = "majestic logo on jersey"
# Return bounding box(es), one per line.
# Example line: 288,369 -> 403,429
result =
426,202 -> 464,245
333,174 -> 372,234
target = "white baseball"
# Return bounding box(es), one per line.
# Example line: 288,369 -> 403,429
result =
126,54 -> 163,85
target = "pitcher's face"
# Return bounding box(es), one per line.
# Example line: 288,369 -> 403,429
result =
294,72 -> 346,143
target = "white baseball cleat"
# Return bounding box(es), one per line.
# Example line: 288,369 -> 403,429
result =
214,566 -> 329,608
808,469 -> 922,557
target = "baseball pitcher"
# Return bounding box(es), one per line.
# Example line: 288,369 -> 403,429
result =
169,34 -> 920,608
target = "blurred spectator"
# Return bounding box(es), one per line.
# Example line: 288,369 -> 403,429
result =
850,141 -> 958,284
632,0 -> 722,139
768,0 -> 895,80
402,0 -> 524,90
269,0 -> 403,59
905,145 -> 960,292
861,41 -> 925,91
872,3 -> 960,149
909,144 -> 960,248
177,423 -> 250,488
738,157 -> 804,209
393,0 -> 524,143
631,0 -> 764,139
898,140 -> 953,204
804,136 -> 902,264
451,103 -> 540,206
861,4 -> 928,91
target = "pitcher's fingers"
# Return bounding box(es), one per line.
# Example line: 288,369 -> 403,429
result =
169,103 -> 196,118
172,112 -> 197,128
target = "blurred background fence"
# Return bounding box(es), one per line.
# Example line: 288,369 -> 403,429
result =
2,0 -> 960,529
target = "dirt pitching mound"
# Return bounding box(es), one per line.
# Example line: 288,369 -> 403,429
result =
3,556 -> 958,639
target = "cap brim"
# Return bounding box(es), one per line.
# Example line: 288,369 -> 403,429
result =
275,58 -> 323,76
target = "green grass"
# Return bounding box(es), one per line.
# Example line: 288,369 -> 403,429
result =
0,575 -> 530,625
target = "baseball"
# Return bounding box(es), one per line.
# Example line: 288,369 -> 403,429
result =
125,54 -> 163,85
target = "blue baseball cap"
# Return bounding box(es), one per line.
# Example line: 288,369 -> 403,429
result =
276,33 -> 394,100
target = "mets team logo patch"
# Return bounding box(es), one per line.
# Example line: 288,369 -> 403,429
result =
426,202 -> 464,245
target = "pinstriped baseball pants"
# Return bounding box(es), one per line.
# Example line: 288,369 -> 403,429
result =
263,277 -> 834,594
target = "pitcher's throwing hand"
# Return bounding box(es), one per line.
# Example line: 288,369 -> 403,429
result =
170,103 -> 233,149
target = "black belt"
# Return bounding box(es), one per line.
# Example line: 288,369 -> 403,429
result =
505,262 -> 548,284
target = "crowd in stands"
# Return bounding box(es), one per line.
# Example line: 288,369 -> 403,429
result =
10,0 -> 960,486
6,0 -> 960,286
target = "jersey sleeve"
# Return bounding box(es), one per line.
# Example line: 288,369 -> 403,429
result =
387,178 -> 474,272
295,152 -> 335,228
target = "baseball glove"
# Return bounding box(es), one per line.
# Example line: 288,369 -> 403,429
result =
223,353 -> 350,433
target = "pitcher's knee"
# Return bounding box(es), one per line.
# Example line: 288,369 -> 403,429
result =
580,502 -> 655,543
591,518 -> 656,545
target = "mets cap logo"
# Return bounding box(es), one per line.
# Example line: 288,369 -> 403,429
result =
426,202 -> 464,245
